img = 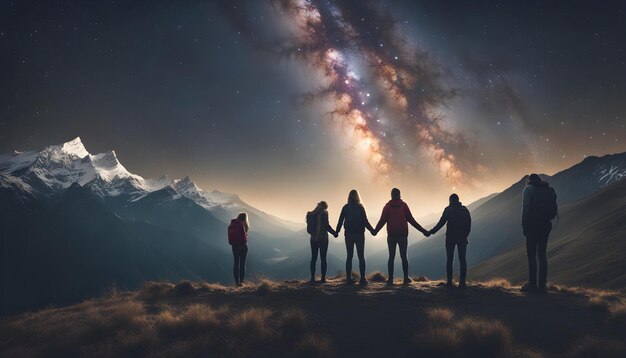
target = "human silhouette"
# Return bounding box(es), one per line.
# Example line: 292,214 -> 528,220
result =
335,189 -> 375,285
521,174 -> 557,293
228,212 -> 249,286
306,201 -> 338,283
429,194 -> 471,289
373,188 -> 430,285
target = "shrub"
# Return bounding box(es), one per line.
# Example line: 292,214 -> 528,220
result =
229,308 -> 272,337
141,281 -> 175,299
413,276 -> 430,282
368,271 -> 387,282
609,302 -> 626,328
412,327 -> 462,357
426,308 -> 454,326
455,318 -> 513,357
480,279 -> 511,289
587,295 -> 610,311
256,280 -> 275,295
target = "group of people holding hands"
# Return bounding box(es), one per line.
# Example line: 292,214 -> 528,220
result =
229,174 -> 556,293
306,187 -> 471,288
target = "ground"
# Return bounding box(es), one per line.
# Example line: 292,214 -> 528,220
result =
1,275 -> 625,357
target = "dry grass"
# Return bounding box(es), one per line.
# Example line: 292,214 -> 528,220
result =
413,276 -> 430,282
587,295 -> 611,311
479,278 -> 512,289
609,302 -> 626,328
567,336 -> 626,357
413,308 -> 513,357
256,280 -> 276,295
290,334 -> 335,358
229,308 -> 272,337
141,281 -> 175,299
368,271 -> 387,282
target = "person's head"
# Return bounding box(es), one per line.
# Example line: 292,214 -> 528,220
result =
316,201 -> 328,211
347,189 -> 361,204
528,173 -> 541,183
449,193 -> 460,204
391,188 -> 401,200
237,212 -> 249,230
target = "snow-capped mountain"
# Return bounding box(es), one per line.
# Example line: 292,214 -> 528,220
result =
0,137 -> 301,231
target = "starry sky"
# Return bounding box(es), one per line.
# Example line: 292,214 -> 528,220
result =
2,0 -> 626,222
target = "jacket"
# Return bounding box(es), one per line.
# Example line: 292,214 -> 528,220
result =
374,199 -> 426,237
336,203 -> 374,235
430,202 -> 471,243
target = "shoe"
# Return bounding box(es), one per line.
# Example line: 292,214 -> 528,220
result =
320,277 -> 327,284
520,283 -> 537,293
537,285 -> 547,294
443,281 -> 455,288
403,277 -> 413,285
458,282 -> 467,289
309,278 -> 316,284
346,279 -> 354,285
386,278 -> 394,286
236,282 -> 243,287
359,278 -> 368,286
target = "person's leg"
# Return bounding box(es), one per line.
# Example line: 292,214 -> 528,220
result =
537,234 -> 549,289
232,247 -> 241,285
310,240 -> 318,281
458,242 -> 468,285
320,238 -> 329,281
345,237 -> 354,280
445,241 -> 455,284
399,237 -> 409,281
387,238 -> 397,281
526,236 -> 538,288
356,236 -> 366,281
239,245 -> 248,284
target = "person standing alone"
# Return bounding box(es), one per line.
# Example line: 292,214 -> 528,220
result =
228,212 -> 250,287
522,174 -> 558,293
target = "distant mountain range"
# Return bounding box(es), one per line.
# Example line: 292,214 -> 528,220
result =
2,137 -> 625,314
0,138 -> 342,315
368,151 -> 626,288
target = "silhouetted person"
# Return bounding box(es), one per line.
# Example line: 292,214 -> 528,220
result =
429,194 -> 471,289
373,188 -> 430,285
228,212 -> 249,286
306,201 -> 338,283
336,189 -> 375,285
522,174 -> 558,293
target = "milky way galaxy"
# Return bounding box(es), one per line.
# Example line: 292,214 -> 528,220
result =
270,0 -> 471,184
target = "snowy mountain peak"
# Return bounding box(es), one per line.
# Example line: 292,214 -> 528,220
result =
173,176 -> 199,193
60,137 -> 89,158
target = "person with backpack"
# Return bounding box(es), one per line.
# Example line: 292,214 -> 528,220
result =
521,173 -> 558,293
335,189 -> 375,285
228,212 -> 250,287
428,194 -> 471,289
373,188 -> 430,285
306,201 -> 338,283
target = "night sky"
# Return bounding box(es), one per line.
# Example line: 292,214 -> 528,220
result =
2,0 -> 625,221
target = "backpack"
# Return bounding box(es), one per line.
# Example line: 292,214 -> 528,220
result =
533,186 -> 558,221
448,206 -> 471,234
306,212 -> 320,235
228,220 -> 246,245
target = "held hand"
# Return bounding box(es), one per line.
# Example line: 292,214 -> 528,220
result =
424,231 -> 431,238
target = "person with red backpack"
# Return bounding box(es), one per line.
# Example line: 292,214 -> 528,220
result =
428,194 -> 472,289
373,188 -> 430,285
228,212 -> 250,286
306,201 -> 338,283
521,174 -> 558,293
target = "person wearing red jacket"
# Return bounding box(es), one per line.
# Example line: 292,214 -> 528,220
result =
373,188 -> 430,285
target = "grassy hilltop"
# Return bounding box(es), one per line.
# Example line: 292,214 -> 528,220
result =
1,276 -> 625,357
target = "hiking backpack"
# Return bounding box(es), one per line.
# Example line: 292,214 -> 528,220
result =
448,206 -> 471,235
533,186 -> 558,221
228,220 -> 246,245
306,212 -> 320,236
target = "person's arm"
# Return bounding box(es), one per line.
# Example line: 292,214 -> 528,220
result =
405,203 -> 428,235
373,205 -> 389,234
362,206 -> 375,232
335,206 -> 345,234
324,212 -> 337,237
466,211 -> 472,237
430,208 -> 448,235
